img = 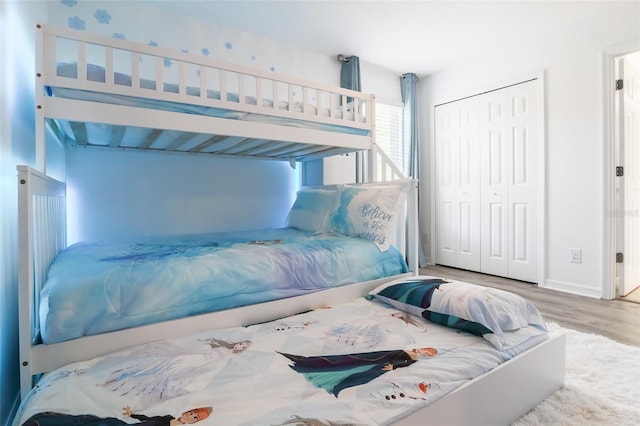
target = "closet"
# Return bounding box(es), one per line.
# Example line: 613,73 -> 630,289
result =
434,79 -> 539,283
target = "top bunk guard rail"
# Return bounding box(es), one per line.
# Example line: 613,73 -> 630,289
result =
35,25 -> 375,170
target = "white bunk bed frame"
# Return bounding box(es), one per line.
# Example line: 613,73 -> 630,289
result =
17,24 -> 565,425
15,171 -> 565,423
34,24 -> 382,173
22,23 -> 420,394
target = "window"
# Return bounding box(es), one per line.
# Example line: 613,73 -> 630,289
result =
374,102 -> 405,174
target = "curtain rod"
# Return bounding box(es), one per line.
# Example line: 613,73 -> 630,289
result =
337,54 -> 403,76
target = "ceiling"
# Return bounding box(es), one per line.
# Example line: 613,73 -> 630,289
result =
154,0 -> 630,77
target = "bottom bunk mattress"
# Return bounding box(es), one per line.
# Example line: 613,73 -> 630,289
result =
15,277 -> 549,426
39,227 -> 408,344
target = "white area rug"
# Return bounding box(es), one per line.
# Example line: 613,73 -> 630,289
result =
513,323 -> 640,425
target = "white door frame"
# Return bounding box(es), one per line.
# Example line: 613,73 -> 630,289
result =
603,41 -> 640,300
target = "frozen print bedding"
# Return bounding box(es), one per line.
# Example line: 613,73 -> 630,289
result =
39,227 -> 408,344
15,279 -> 548,426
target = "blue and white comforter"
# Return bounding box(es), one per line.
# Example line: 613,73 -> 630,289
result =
39,228 -> 408,344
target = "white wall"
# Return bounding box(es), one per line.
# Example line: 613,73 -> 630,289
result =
304,61 -> 404,186
47,0 -> 340,84
362,62 -> 403,106
0,1 -> 46,422
420,1 -> 640,298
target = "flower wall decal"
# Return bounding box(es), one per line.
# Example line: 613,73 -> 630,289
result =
68,16 -> 85,30
94,9 -> 111,24
50,0 -> 337,87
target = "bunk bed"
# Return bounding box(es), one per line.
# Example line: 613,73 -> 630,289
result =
33,24 -> 384,172
15,24 -> 565,426
20,22 -> 418,394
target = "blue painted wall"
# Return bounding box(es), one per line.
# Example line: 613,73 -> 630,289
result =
1,2 -> 46,424
1,0 -> 338,422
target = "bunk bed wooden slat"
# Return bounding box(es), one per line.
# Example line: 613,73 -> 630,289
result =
44,97 -> 371,154
109,125 -> 126,147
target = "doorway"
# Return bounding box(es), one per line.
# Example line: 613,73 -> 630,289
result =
614,51 -> 640,302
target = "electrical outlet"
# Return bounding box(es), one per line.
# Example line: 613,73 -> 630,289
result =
570,249 -> 582,264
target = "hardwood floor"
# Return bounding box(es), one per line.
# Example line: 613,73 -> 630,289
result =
618,286 -> 640,303
420,265 -> 640,347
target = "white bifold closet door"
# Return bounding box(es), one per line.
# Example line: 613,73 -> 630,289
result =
434,96 -> 481,272
435,80 -> 538,283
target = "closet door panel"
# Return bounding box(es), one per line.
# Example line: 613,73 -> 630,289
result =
512,202 -> 529,262
458,199 -> 480,269
457,119 -> 481,271
435,98 -> 480,270
512,126 -> 529,185
459,202 -> 474,252
489,131 -> 504,186
507,82 -> 538,282
440,201 -> 457,260
435,104 -> 459,267
489,202 -> 506,256
480,92 -> 509,276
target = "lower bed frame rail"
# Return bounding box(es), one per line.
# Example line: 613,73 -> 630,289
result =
17,166 -> 66,398
16,164 -> 419,400
396,332 -> 566,426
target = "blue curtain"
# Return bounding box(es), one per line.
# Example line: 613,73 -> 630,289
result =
340,56 -> 363,182
340,55 -> 361,93
401,73 -> 427,267
401,73 -> 419,180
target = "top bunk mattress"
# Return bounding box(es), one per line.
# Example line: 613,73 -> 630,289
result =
39,227 -> 408,345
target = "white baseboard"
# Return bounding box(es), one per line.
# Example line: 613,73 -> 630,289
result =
542,279 -> 602,299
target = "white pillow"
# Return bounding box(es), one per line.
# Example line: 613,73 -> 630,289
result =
368,276 -> 548,351
329,178 -> 412,251
286,187 -> 341,233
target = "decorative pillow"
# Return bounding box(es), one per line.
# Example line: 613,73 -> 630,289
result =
329,178 -> 412,251
369,276 -> 548,350
421,310 -> 493,337
286,187 -> 340,233
368,277 -> 450,317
